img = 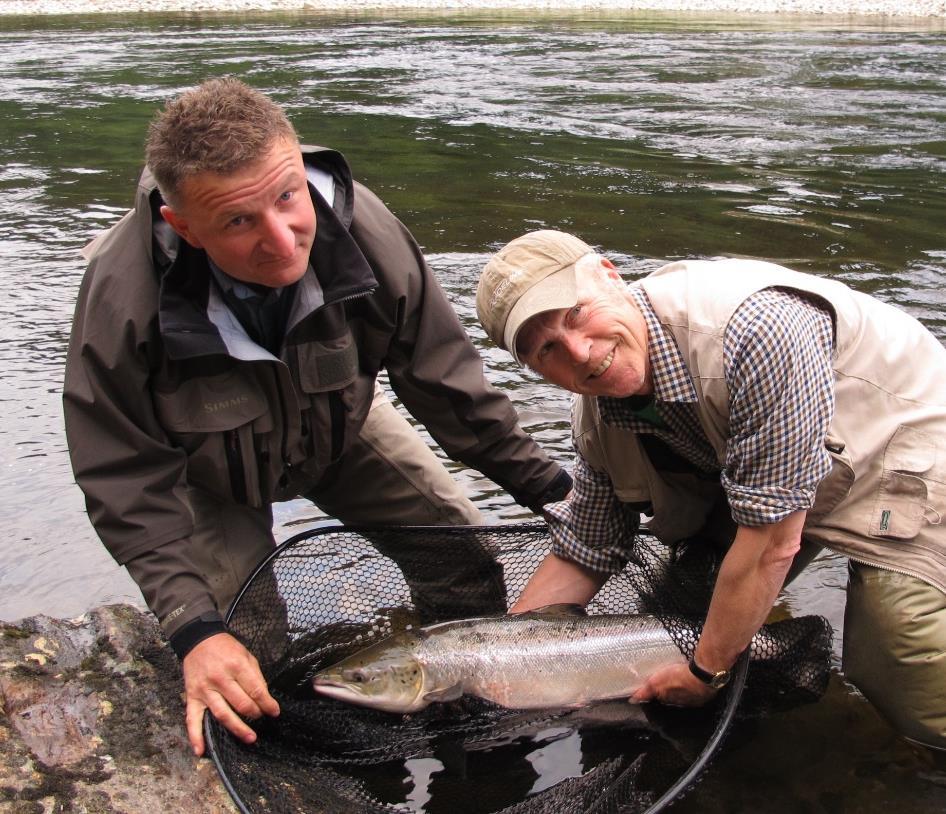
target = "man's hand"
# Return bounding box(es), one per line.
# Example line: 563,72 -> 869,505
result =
181,632 -> 280,757
632,662 -> 718,707
632,511 -> 808,710
510,552 -> 607,613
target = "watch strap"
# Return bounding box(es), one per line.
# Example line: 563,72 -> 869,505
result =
688,655 -> 731,689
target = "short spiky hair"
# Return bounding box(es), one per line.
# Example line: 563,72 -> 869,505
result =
145,77 -> 298,207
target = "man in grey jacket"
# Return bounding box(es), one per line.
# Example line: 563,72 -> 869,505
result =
63,79 -> 571,756
477,229 -> 945,751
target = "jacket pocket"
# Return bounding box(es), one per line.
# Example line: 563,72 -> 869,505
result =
868,425 -> 936,540
295,331 -> 359,394
152,371 -> 268,506
153,370 -> 268,433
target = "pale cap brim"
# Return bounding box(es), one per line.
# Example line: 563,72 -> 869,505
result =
504,265 -> 580,364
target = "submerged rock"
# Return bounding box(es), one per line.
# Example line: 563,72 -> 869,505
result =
0,604 -> 236,813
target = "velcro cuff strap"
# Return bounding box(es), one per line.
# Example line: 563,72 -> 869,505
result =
525,468 -> 573,511
169,617 -> 228,661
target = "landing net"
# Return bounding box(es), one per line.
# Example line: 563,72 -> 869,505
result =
206,523 -> 830,814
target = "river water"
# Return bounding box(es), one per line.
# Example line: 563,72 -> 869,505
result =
0,8 -> 944,812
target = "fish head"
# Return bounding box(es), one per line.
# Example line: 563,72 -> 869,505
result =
312,635 -> 427,713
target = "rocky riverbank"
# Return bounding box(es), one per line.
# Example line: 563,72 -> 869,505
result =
0,0 -> 944,16
0,605 -> 236,813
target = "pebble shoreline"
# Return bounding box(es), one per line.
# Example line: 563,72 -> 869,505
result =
1,0 -> 944,16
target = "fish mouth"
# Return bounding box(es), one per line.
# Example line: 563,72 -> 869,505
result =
590,347 -> 615,378
312,673 -> 361,694
312,676 -> 366,702
312,674 -> 418,713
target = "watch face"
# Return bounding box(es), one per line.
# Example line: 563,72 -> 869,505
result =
709,671 -> 730,689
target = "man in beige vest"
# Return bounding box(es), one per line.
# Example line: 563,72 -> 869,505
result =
477,230 -> 946,751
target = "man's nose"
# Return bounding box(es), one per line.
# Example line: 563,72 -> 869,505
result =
259,212 -> 295,257
561,331 -> 590,364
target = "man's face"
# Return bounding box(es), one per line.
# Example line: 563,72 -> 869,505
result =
160,137 -> 316,288
515,257 -> 652,398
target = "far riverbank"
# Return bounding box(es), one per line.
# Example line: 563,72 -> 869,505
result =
1,0 -> 944,17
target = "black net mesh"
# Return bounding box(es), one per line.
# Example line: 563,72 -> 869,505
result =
206,523 -> 831,814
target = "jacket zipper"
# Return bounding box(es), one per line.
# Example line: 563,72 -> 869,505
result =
224,429 -> 248,504
329,391 -> 345,462
281,288 -> 372,481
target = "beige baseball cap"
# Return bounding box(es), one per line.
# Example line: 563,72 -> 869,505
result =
476,230 -> 596,363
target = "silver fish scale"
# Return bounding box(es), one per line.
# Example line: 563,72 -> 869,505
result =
413,614 -> 685,709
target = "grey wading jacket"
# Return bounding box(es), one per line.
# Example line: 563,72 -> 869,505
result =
64,145 -> 568,639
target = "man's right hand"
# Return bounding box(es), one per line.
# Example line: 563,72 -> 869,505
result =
181,632 -> 280,757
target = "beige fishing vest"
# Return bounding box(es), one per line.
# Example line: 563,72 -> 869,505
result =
573,259 -> 946,593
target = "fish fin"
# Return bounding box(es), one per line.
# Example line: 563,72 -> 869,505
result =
526,603 -> 588,617
423,683 -> 464,704
565,700 -> 651,729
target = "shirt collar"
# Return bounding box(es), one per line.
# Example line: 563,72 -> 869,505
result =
208,259 -> 282,303
625,284 -> 698,404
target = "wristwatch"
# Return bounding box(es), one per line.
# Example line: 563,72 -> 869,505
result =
688,655 -> 731,689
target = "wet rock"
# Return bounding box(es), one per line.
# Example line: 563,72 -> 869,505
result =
0,605 -> 237,813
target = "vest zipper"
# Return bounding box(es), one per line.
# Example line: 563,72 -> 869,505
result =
843,552 -> 939,589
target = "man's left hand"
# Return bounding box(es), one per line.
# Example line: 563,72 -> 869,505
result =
182,632 -> 280,757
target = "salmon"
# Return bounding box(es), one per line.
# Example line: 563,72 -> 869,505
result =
312,605 -> 686,713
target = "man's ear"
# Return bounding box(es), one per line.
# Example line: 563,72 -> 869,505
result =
160,205 -> 203,249
599,257 -> 623,282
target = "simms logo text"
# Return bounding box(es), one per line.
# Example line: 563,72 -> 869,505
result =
204,396 -> 249,413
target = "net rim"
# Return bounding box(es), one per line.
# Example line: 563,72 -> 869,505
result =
205,521 -> 748,814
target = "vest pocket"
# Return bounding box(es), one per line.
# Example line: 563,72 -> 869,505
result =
869,425 -> 936,540
152,371 -> 268,507
808,435 -> 854,521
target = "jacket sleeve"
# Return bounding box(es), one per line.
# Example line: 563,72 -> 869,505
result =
348,185 -> 571,511
62,228 -> 220,643
124,543 -> 226,655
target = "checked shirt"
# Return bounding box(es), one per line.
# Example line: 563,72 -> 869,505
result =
545,284 -> 836,574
